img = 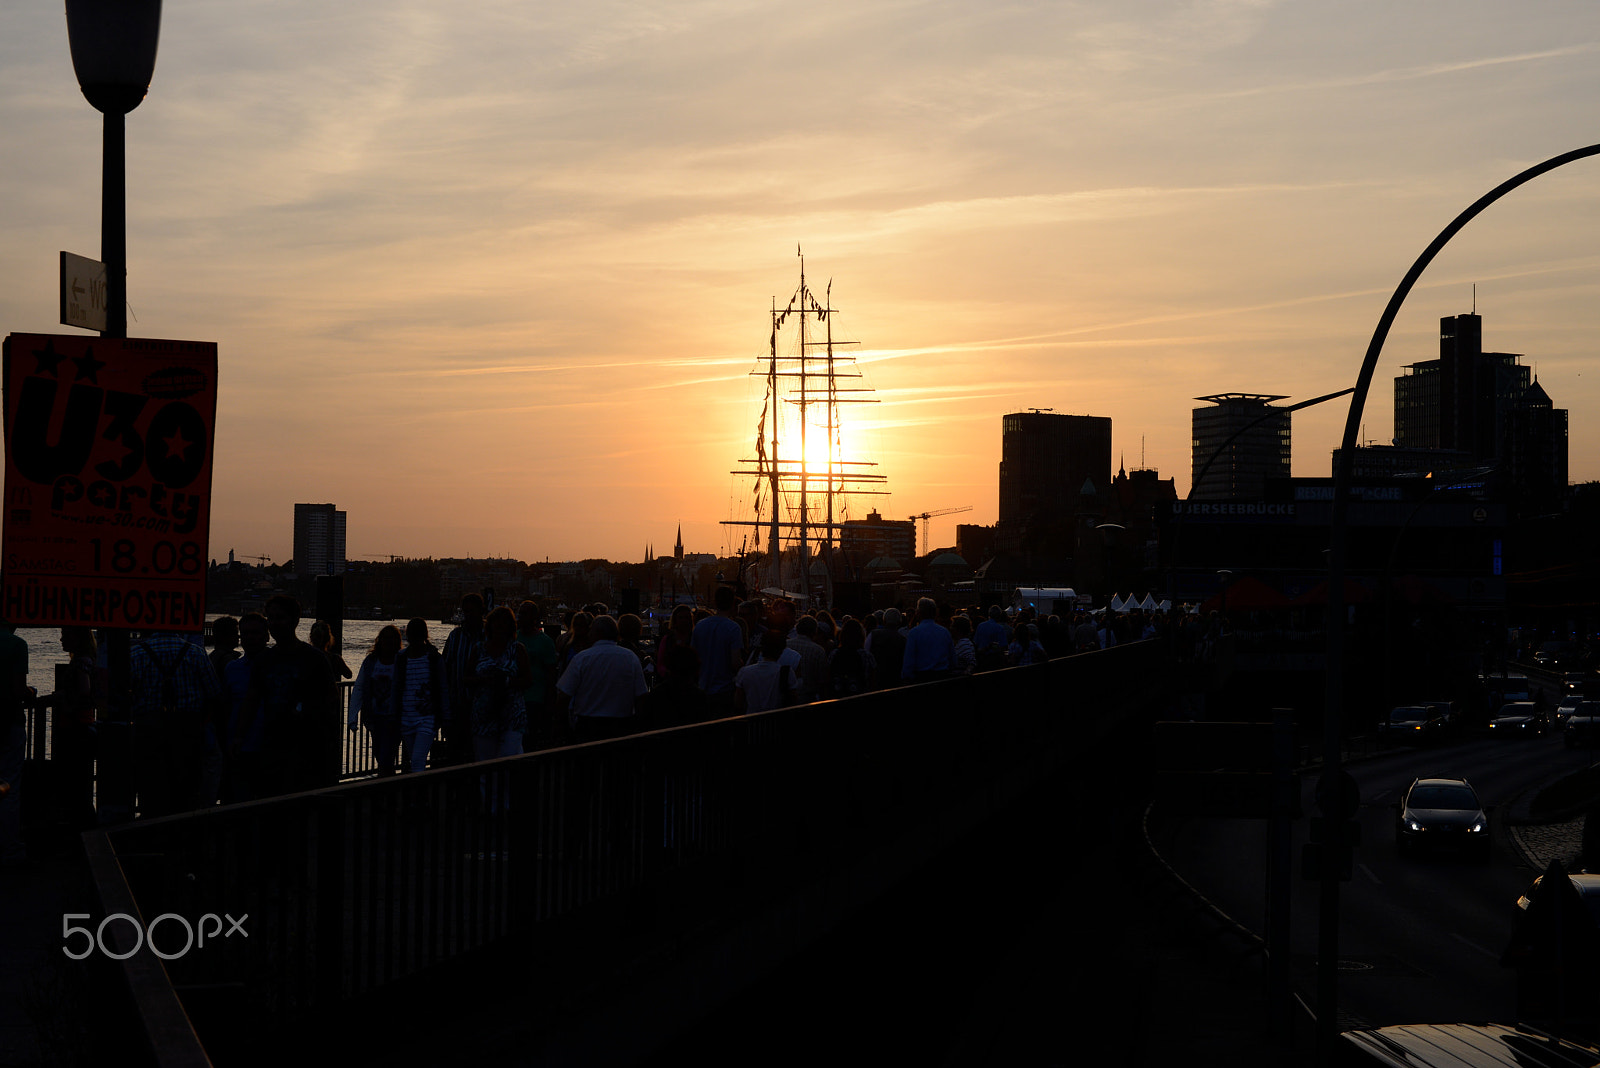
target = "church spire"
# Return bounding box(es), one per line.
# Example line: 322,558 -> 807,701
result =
674,523 -> 684,561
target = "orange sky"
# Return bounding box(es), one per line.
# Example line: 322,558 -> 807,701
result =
2,2 -> 1598,563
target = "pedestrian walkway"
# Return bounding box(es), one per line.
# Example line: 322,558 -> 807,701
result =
13,758 -> 1578,1066
0,854 -> 94,1067
1510,816 -> 1585,871
646,760 -> 1282,1067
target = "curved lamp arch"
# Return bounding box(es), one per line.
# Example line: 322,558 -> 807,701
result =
1318,143 -> 1600,1059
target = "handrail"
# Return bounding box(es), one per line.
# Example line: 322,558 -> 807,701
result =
81,829 -> 213,1067
85,641 -> 1168,1064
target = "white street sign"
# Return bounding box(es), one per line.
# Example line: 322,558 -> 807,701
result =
60,251 -> 106,333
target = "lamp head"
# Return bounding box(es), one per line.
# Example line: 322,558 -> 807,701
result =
65,0 -> 162,115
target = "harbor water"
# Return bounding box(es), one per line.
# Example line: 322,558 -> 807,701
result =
14,617 -> 437,697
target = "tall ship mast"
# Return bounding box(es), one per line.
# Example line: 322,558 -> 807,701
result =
723,253 -> 887,602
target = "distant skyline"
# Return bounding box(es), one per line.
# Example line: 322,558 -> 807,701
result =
2,1 -> 1597,563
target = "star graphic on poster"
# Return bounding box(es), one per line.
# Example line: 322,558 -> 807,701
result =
71,346 -> 105,384
161,426 -> 194,459
31,339 -> 66,376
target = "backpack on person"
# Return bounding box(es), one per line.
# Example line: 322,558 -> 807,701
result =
830,647 -> 867,696
976,641 -> 1007,673
141,642 -> 197,730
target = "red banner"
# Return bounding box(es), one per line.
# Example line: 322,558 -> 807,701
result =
2,333 -> 217,630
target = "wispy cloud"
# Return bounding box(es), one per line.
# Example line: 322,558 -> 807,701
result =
3,0 -> 1599,560
395,353 -> 755,377
1206,44 -> 1600,101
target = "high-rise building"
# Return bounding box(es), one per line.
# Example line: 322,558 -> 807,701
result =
1395,314 -> 1527,456
1504,380 -> 1568,493
1190,394 -> 1290,500
839,510 -> 916,562
1391,313 -> 1567,500
997,411 -> 1112,522
293,503 -> 346,577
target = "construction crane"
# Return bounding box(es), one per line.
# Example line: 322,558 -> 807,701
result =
909,506 -> 973,556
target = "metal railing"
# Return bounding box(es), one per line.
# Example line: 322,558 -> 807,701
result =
84,641 -> 1167,1064
27,680 -> 377,786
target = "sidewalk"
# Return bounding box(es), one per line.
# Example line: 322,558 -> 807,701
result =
1506,775 -> 1590,874
0,852 -> 94,1067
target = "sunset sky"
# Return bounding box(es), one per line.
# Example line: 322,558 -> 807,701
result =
2,1 -> 1597,565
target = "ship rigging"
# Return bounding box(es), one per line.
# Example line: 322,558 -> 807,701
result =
723,253 -> 887,601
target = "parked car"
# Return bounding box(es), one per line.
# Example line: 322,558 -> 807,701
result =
1565,712 -> 1600,748
1344,1022 -> 1600,1068
1379,705 -> 1445,744
1416,699 -> 1460,730
1533,640 -> 1590,672
1506,871 -> 1600,1018
1514,872 -> 1600,922
1395,777 -> 1489,859
1488,701 -> 1548,738
1556,698 -> 1600,730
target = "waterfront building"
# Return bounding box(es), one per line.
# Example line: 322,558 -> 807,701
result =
998,411 -> 1112,523
437,557 -> 527,608
954,523 -> 997,568
1390,313 -> 1568,509
1189,394 -> 1291,501
1331,444 -> 1476,479
839,510 -> 916,562
1101,462 -> 1178,593
292,503 -> 346,577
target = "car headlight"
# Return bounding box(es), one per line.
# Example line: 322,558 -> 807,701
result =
1469,820 -> 1486,833
1406,818 -> 1422,831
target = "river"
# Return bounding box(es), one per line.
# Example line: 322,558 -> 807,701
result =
14,616 -> 446,697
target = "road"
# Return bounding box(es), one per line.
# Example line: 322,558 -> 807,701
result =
1158,732 -> 1594,1027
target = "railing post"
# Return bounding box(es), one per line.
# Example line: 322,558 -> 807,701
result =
28,692 -> 47,762
315,795 -> 347,1004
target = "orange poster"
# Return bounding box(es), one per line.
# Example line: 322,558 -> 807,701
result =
2,333 -> 217,630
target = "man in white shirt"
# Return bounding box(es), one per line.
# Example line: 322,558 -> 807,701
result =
556,614 -> 648,740
735,629 -> 802,714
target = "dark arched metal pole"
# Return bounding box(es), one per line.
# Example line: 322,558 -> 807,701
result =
1319,143 -> 1600,1062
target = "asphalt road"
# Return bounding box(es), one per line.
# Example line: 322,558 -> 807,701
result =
1160,731 -> 1594,1029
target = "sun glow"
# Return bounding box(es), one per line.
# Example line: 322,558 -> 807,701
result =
798,419 -> 849,473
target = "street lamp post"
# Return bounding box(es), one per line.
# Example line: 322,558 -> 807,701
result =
1320,143 -> 1600,1064
65,0 -> 162,340
63,0 -> 162,824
